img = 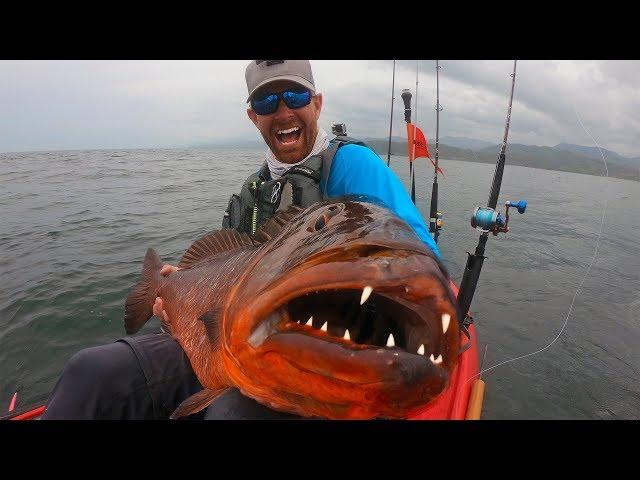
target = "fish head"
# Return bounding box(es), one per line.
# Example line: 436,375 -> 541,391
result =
222,196 -> 461,419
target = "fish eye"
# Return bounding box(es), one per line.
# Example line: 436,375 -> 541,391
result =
314,214 -> 327,231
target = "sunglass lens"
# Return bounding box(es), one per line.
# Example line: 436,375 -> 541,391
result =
251,93 -> 279,115
282,90 -> 311,109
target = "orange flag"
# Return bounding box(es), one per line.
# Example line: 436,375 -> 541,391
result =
406,123 -> 445,177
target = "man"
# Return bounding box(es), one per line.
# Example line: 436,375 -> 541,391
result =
43,60 -> 440,419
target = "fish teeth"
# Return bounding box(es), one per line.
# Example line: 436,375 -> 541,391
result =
343,329 -> 350,340
417,344 -> 425,355
305,316 -> 313,327
320,321 -> 328,332
429,354 -> 443,365
441,313 -> 451,334
360,286 -> 373,305
386,333 -> 395,347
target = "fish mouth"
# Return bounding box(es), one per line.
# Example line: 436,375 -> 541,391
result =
251,288 -> 451,363
244,249 -> 459,394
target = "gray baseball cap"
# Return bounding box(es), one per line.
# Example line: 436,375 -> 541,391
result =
245,60 -> 316,102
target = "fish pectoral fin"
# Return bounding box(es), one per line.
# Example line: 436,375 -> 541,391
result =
198,309 -> 222,345
170,387 -> 229,419
177,230 -> 254,268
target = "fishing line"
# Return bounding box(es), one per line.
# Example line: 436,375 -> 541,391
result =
466,102 -> 609,382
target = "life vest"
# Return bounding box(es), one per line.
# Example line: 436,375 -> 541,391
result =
223,136 -> 368,234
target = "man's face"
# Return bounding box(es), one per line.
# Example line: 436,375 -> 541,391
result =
247,80 -> 323,164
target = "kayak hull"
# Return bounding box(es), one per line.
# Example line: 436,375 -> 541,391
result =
406,281 -> 480,420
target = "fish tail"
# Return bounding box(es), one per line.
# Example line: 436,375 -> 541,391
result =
124,248 -> 163,334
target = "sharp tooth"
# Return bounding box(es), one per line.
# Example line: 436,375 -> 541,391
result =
430,354 -> 443,365
305,316 -> 313,326
417,344 -> 425,355
386,333 -> 395,347
429,354 -> 436,363
360,286 -> 373,305
343,329 -> 350,340
435,354 -> 443,364
321,322 -> 328,332
441,313 -> 451,334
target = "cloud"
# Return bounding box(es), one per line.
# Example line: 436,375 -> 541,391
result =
0,60 -> 638,157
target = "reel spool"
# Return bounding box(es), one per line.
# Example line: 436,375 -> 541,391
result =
470,200 -> 527,235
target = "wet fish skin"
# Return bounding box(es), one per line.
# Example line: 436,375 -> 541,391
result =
124,196 -> 460,419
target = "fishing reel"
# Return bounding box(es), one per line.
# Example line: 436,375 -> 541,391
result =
470,200 -> 527,235
435,211 -> 443,230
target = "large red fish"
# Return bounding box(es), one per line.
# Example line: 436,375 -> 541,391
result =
124,196 -> 461,419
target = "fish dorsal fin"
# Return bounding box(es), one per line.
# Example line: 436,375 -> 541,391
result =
170,387 -> 229,419
178,229 -> 254,268
252,204 -> 304,244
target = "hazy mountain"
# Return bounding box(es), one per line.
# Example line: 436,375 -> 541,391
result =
439,136 -> 495,151
554,143 -> 640,169
365,138 -> 475,160
363,136 -> 406,145
364,138 -> 639,182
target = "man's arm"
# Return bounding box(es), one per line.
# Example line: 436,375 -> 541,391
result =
324,144 -> 442,259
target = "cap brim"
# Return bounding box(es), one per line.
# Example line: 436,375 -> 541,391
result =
246,75 -> 316,102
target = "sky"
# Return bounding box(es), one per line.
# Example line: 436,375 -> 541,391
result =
1,60 -> 638,157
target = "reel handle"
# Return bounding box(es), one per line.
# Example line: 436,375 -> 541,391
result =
506,200 -> 527,214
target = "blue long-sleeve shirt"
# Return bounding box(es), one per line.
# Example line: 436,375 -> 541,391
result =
322,143 -> 442,259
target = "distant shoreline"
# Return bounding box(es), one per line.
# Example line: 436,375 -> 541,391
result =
393,155 -> 634,183
2,144 -> 637,183
365,140 -> 639,183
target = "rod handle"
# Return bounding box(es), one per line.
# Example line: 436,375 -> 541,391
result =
465,379 -> 485,420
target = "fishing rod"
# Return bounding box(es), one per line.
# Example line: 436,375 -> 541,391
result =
429,60 -> 444,243
386,60 -> 396,167
456,60 -> 528,331
401,88 -> 415,204
410,61 -> 419,203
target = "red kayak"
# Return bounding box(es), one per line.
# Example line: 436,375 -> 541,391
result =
407,281 -> 481,420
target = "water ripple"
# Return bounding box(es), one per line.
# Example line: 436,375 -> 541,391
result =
1,149 -> 639,416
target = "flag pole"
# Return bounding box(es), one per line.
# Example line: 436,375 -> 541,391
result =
386,60 -> 396,167
410,60 -> 419,203
401,88 -> 413,202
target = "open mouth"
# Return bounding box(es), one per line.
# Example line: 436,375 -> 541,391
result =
275,126 -> 302,145
248,285 -> 454,368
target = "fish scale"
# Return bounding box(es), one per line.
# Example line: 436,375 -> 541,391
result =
124,197 -> 460,419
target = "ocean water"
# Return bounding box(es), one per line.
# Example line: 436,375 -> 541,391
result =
1,147 -> 639,419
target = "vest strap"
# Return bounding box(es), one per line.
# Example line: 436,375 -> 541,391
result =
320,141 -> 341,190
286,164 -> 321,182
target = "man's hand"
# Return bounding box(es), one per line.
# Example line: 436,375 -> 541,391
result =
153,265 -> 180,326
160,264 -> 180,276
153,297 -> 170,325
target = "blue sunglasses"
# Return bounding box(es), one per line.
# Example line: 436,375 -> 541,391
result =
250,88 -> 313,115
